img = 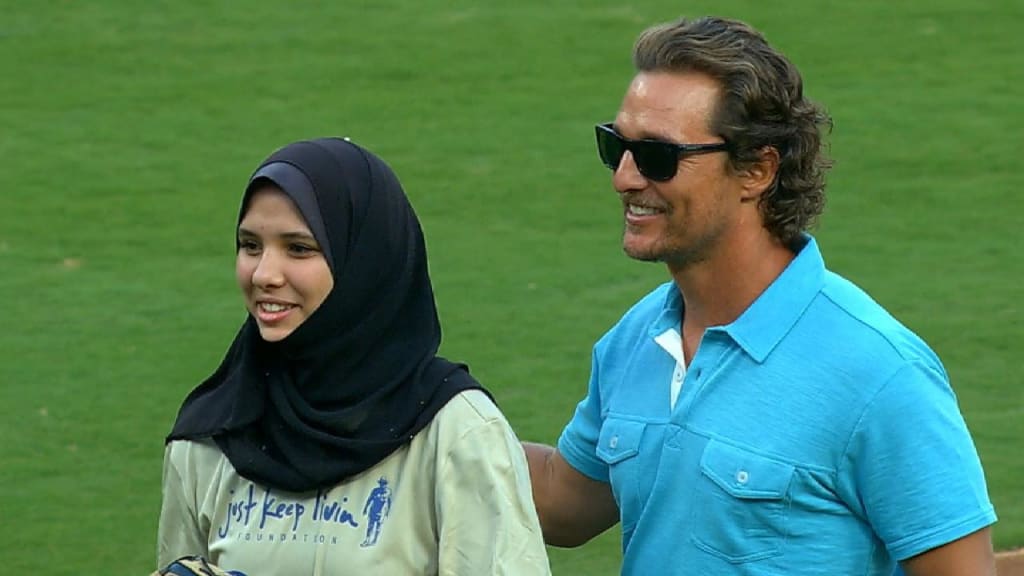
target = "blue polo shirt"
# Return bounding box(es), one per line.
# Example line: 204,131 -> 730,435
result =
558,236 -> 995,575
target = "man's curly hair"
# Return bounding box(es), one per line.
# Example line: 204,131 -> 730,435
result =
633,16 -> 833,245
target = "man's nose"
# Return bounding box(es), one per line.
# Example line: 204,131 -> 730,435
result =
612,150 -> 648,192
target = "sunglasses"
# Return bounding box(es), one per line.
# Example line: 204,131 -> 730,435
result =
595,123 -> 730,182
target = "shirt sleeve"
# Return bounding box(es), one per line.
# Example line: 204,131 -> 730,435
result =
836,360 -> 997,561
557,343 -> 610,482
157,441 -> 210,568
435,404 -> 551,576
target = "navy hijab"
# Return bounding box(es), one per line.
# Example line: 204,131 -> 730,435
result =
168,138 -> 486,493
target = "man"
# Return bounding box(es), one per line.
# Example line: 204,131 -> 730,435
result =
524,16 -> 996,576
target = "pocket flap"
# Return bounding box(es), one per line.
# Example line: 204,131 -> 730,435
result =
700,440 -> 795,500
596,418 -> 645,465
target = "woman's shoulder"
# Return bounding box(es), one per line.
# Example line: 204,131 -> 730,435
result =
439,388 -> 502,420
424,389 -> 513,444
436,383 -> 507,424
164,438 -> 231,484
166,437 -> 221,461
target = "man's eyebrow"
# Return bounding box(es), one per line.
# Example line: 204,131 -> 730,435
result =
613,124 -> 674,143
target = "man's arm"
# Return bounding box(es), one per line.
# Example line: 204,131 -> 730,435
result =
522,442 -> 619,547
900,527 -> 995,576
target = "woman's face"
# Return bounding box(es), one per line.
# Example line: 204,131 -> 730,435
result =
236,185 -> 334,342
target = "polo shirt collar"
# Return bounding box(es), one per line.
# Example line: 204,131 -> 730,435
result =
647,234 -> 825,363
650,281 -> 685,339
724,234 -> 825,362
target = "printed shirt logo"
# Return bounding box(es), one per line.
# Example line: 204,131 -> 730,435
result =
361,477 -> 393,547
216,476 -> 394,548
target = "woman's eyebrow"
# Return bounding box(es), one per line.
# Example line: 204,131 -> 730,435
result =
237,227 -> 317,242
280,231 -> 318,243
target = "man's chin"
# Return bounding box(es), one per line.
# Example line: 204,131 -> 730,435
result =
622,239 -> 663,263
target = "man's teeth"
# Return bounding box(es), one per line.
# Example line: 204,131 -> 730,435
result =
260,303 -> 292,312
628,204 -> 658,216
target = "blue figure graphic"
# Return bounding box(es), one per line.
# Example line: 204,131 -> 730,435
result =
360,477 -> 393,547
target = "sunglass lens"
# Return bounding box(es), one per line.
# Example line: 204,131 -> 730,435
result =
633,141 -> 677,182
595,125 -> 678,181
596,126 -> 624,170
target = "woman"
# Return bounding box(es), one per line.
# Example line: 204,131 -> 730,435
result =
156,138 -> 550,575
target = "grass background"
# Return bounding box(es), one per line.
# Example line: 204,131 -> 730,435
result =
1,1 -> 1020,573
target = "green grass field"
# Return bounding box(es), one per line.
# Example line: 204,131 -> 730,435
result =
1,1 -> 1020,573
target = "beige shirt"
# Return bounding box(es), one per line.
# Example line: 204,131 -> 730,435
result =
158,390 -> 551,575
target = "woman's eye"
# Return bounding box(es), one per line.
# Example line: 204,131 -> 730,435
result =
238,240 -> 261,253
290,244 -> 317,255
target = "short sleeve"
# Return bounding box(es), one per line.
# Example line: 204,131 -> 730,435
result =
157,441 -> 210,568
557,343 -> 610,482
837,360 -> 997,560
435,396 -> 551,575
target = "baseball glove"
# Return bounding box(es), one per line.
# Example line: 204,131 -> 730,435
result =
155,556 -> 245,576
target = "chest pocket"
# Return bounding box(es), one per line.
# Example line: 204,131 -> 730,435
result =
691,439 -> 795,563
596,417 -> 646,531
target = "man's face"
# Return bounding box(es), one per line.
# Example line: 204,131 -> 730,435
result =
609,71 -> 750,269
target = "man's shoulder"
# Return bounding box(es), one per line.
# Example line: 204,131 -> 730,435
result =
810,270 -> 942,370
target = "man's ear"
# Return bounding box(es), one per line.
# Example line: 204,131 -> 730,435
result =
739,146 -> 780,202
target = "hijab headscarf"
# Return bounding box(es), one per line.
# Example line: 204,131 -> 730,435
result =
168,137 -> 486,493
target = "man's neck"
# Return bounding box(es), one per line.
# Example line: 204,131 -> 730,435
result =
669,229 -> 795,335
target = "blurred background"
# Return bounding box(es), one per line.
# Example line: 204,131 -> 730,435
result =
0,1 -> 1020,573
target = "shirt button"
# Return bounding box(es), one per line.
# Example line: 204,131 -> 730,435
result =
609,436 -> 619,449
736,470 -> 749,484
674,370 -> 684,382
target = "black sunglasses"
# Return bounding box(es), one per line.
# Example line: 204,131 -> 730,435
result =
595,123 -> 730,182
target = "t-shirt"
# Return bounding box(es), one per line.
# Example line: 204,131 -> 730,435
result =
158,389 -> 551,575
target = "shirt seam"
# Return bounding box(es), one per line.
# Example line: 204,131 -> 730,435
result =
836,362 -> 907,478
818,287 -> 935,368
